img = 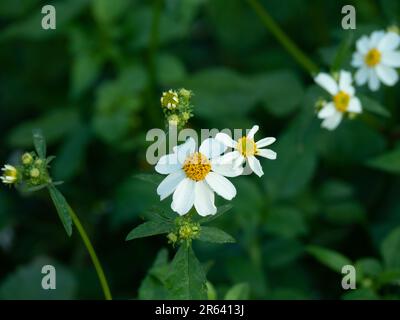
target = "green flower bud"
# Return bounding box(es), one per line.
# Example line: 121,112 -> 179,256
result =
179,88 -> 192,100
30,168 -> 40,178
21,153 -> 33,165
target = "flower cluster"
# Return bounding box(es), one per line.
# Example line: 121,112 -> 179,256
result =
155,116 -> 276,216
314,28 -> 400,130
160,88 -> 194,129
1,152 -> 52,188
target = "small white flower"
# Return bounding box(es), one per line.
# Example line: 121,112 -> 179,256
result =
1,164 -> 18,185
314,71 -> 362,130
155,137 -> 242,217
215,125 -> 276,177
160,90 -> 179,109
352,30 -> 400,91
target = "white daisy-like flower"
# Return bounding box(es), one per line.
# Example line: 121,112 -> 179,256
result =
155,137 -> 242,216
352,30 -> 400,91
215,126 -> 276,178
1,164 -> 18,185
160,90 -> 179,109
314,71 -> 362,130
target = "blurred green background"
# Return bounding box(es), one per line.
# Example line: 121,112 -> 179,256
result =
1,0 -> 400,300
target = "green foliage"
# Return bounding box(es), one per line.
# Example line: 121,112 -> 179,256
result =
48,185 -> 73,236
165,244 -> 207,300
197,226 -> 236,244
306,246 -> 352,273
126,221 -> 174,241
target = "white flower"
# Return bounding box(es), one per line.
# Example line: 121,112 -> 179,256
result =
160,90 -> 179,109
352,30 -> 400,91
314,71 -> 362,130
155,137 -> 242,216
1,164 -> 18,185
215,125 -> 276,177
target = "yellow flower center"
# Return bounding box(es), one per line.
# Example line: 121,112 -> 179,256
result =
333,91 -> 350,112
364,48 -> 381,67
237,137 -> 257,157
182,152 -> 211,181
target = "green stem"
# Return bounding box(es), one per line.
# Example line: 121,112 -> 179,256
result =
246,0 -> 319,75
68,207 -> 113,300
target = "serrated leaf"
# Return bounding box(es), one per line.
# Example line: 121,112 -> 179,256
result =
381,227 -> 400,269
197,204 -> 233,224
307,245 -> 351,273
32,129 -> 46,159
224,282 -> 250,300
197,226 -> 235,244
166,244 -> 207,299
367,147 -> 400,174
125,221 -> 173,241
359,94 -> 390,118
47,185 -> 73,236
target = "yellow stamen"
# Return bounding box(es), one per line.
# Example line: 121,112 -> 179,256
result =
237,137 -> 257,157
364,48 -> 381,67
182,152 -> 211,181
333,91 -> 350,112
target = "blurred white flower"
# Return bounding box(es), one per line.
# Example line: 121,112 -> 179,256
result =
352,30 -> 400,91
215,125 -> 276,177
1,164 -> 18,185
155,137 -> 242,216
314,71 -> 362,130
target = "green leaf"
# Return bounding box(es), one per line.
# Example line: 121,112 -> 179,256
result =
47,185 -> 73,236
197,204 -> 233,224
331,31 -> 354,72
342,288 -> 379,300
380,227 -> 400,269
125,221 -> 173,241
224,283 -> 250,300
197,226 -> 236,244
306,245 -> 351,273
0,257 -> 77,299
138,248 -> 170,300
265,206 -> 308,238
255,70 -> 304,117
359,94 -> 390,118
166,244 -> 207,299
32,129 -> 46,159
367,147 -> 400,174
92,0 -> 130,24
355,258 -> 382,280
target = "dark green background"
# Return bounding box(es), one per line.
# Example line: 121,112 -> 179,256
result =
0,0 -> 400,299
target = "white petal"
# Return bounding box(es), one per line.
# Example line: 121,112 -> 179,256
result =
378,32 -> 400,52
370,30 -> 385,47
199,138 -> 227,159
215,132 -> 237,148
194,181 -> 216,216
177,137 -> 196,163
339,70 -> 353,92
212,151 -> 241,166
205,172 -> 236,200
351,52 -> 365,67
318,102 -> 336,119
368,70 -> 380,91
247,125 -> 259,139
314,73 -> 338,95
356,35 -> 370,54
211,161 -> 243,177
256,149 -> 277,160
348,97 -> 362,113
321,112 -> 343,130
155,153 -> 181,174
381,51 -> 400,68
157,170 -> 185,200
171,178 -> 195,215
355,67 -> 369,85
248,155 -> 264,177
256,137 -> 276,148
376,65 -> 398,86
234,155 -> 245,168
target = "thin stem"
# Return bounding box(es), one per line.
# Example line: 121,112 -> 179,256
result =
247,0 -> 319,75
68,206 -> 113,300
